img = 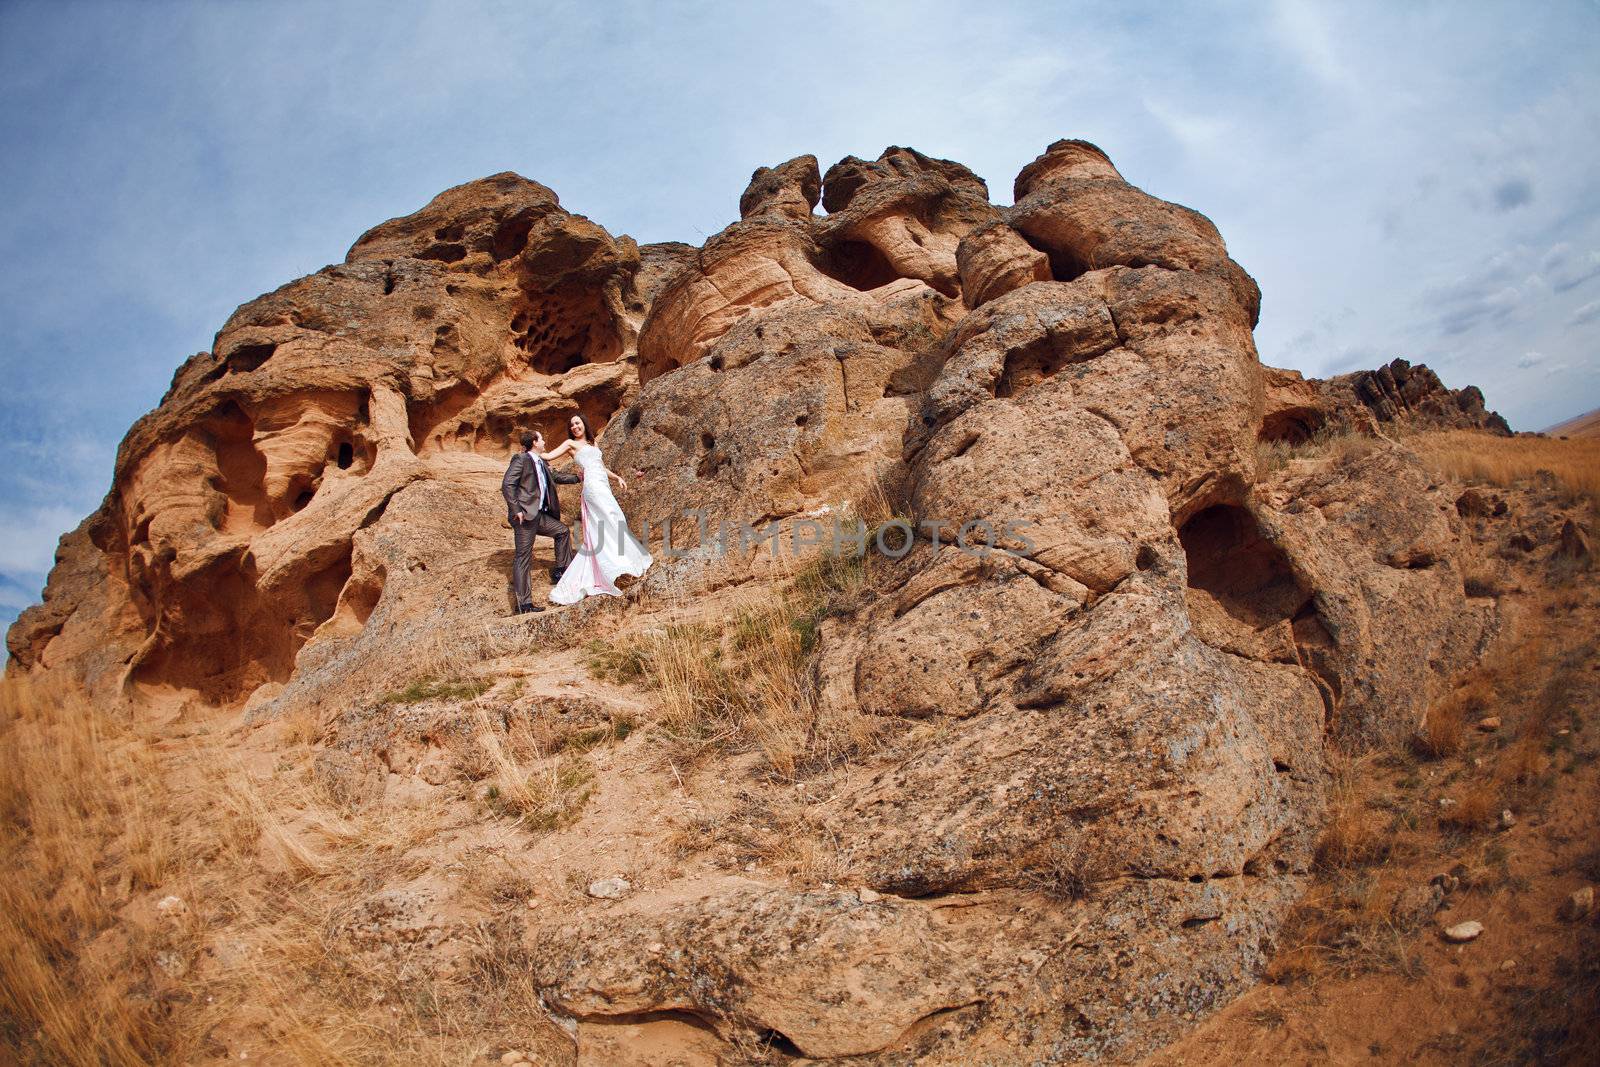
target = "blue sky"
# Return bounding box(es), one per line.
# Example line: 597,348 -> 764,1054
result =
2,0 -> 1597,631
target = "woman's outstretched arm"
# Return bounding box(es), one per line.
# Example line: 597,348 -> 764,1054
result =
539,438 -> 574,461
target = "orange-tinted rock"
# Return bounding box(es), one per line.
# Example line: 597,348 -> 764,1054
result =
955,221 -> 1051,307
5,138 -> 1517,1064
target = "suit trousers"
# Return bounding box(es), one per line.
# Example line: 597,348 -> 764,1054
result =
512,512 -> 574,607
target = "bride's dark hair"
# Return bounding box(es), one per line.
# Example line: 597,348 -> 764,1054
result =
570,413 -> 594,442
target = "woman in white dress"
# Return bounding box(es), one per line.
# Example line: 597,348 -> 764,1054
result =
540,414 -> 652,605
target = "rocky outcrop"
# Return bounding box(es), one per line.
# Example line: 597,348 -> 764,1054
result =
8,173 -> 648,703
1315,358 -> 1512,438
7,139 -> 1508,1062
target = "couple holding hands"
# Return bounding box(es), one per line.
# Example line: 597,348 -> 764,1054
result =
501,414 -> 652,613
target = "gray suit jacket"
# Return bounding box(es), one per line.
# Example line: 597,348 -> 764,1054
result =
502,451 -> 579,524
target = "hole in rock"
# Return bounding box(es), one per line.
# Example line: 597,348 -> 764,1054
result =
625,407 -> 642,429
795,413 -> 808,426
1178,505 -> 1307,629
1017,229 -> 1089,284
1258,407 -> 1324,446
336,442 -> 354,470
382,270 -> 396,296
327,561 -> 385,637
294,488 -> 316,512
700,432 -> 715,451
815,239 -> 903,292
225,342 -> 276,375
303,551 -> 354,636
489,210 -> 536,261
754,1030 -> 805,1058
513,290 -> 621,375
202,402 -> 273,533
419,243 -> 467,263
130,535 -> 356,706
1180,503 -> 1345,722
996,332 -> 1104,398
408,381 -> 480,454
1135,544 -> 1158,571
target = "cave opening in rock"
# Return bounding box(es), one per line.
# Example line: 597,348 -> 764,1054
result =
1016,229 -> 1089,285
815,239 -> 903,292
201,402 -> 274,532
336,441 -> 354,469
1257,408 -> 1325,446
1179,503 -> 1343,720
408,381 -> 481,454
489,209 -> 537,261
419,242 -> 467,263
225,342 -> 276,375
1178,504 -> 1306,628
996,336 -> 1088,398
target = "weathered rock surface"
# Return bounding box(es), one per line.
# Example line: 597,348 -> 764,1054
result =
7,138 -> 1510,1062
1316,357 -> 1512,437
8,173 -> 647,704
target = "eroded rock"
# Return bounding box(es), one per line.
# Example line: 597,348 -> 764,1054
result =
6,137 -> 1515,1063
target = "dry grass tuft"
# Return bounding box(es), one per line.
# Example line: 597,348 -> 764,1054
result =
1265,874 -> 1421,984
589,544 -> 885,776
1020,834 -> 1117,901
1439,780 -> 1499,833
471,708 -> 594,829
1413,671 -> 1496,761
1256,427 -> 1382,475
1313,804 -> 1391,871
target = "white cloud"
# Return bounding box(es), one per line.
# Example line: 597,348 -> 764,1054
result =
1,0 -> 1598,553
0,504 -> 80,574
1570,299 -> 1600,327
1271,0 -> 1357,91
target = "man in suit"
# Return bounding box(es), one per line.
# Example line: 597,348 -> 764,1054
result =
502,429 -> 579,614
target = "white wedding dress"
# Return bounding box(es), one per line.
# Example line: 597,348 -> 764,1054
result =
549,442 -> 652,605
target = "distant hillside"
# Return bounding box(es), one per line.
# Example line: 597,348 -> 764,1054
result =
1545,407 -> 1600,438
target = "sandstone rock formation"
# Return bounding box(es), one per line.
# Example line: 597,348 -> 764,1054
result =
1263,357 -> 1512,443
7,141 -> 1508,1062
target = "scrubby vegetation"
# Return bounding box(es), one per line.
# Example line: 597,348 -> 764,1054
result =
585,534 -> 885,777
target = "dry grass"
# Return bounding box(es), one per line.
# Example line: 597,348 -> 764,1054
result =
1,672 -> 571,1065
1019,833 -> 1117,902
1256,427 -> 1382,475
1269,592 -> 1595,1005
1413,668 -> 1497,761
589,545 -> 885,777
1438,779 -> 1500,832
1312,762 -> 1394,871
1408,428 -> 1600,504
0,675 -> 181,1064
1266,873 -> 1422,984
465,707 -> 595,829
